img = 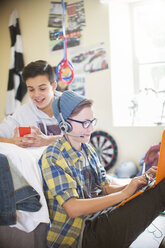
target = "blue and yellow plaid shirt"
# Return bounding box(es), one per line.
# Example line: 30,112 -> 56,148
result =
39,136 -> 110,248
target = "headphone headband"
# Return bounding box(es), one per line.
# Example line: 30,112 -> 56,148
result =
57,97 -> 72,133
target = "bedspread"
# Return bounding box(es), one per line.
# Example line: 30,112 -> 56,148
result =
0,142 -> 49,232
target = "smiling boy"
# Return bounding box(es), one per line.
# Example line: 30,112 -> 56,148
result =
0,60 -> 62,147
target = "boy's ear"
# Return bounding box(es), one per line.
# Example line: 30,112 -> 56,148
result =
52,81 -> 57,90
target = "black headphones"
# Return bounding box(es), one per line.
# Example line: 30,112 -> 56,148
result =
57,97 -> 72,133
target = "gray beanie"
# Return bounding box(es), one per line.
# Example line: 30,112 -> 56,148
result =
52,90 -> 87,124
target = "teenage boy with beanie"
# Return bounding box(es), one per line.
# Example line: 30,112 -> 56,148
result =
0,60 -> 62,147
39,90 -> 165,248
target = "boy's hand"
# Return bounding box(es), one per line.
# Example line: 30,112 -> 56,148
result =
122,175 -> 148,199
21,126 -> 62,147
13,127 -> 31,148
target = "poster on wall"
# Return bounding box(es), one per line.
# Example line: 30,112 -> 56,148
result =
71,42 -> 109,74
68,73 -> 86,96
56,74 -> 86,96
48,1 -> 86,52
66,1 -> 86,35
49,28 -> 81,52
48,2 -> 63,29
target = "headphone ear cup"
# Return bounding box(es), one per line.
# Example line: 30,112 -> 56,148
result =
66,121 -> 72,133
59,121 -> 67,132
59,121 -> 72,133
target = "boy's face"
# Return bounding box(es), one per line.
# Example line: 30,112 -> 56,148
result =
26,74 -> 56,112
68,106 -> 95,144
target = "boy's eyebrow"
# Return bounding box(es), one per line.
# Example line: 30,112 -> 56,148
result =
27,84 -> 48,88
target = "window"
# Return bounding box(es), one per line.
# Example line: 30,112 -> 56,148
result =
108,0 -> 165,126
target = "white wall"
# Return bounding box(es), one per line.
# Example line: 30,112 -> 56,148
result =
0,0 -> 164,171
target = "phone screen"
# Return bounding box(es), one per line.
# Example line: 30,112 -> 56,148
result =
19,127 -> 31,137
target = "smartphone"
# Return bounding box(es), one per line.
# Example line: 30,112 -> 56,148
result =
19,127 -> 31,137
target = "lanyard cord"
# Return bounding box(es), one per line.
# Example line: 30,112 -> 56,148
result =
55,0 -> 74,85
62,0 -> 66,38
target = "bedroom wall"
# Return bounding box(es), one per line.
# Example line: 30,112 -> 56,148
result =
0,0 -> 164,171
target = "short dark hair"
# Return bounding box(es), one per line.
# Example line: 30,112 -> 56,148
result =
22,60 -> 55,84
70,99 -> 93,117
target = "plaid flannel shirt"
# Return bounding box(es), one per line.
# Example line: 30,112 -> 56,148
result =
39,136 -> 110,248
